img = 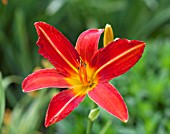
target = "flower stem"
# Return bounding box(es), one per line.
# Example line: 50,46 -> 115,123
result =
86,103 -> 98,134
86,119 -> 93,134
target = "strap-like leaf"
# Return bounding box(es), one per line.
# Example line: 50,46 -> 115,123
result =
0,72 -> 5,130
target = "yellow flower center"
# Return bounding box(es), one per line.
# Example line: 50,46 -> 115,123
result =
66,58 -> 98,95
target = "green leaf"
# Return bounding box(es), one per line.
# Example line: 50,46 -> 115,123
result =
99,120 -> 112,134
9,89 -> 52,134
2,75 -> 22,90
0,72 -> 5,130
14,8 -> 32,75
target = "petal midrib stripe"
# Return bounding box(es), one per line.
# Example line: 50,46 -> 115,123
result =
93,43 -> 144,77
38,26 -> 78,73
50,90 -> 84,122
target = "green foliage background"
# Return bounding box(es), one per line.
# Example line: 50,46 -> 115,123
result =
0,0 -> 170,133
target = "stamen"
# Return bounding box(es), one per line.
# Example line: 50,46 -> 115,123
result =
78,58 -> 90,86
78,66 -> 84,84
82,63 -> 88,84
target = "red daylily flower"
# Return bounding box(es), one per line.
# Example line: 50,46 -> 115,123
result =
22,22 -> 145,127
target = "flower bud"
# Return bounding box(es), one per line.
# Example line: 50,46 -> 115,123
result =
88,108 -> 100,121
103,24 -> 114,47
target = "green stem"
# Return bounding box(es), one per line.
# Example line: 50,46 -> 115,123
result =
86,103 -> 98,134
86,119 -> 93,134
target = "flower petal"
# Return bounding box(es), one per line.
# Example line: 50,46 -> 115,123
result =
75,29 -> 103,63
45,89 -> 85,127
90,39 -> 145,82
34,22 -> 79,75
88,83 -> 128,122
22,69 -> 71,92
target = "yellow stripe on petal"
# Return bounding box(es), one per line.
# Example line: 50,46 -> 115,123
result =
103,24 -> 114,47
93,42 -> 144,79
45,89 -> 85,127
37,25 -> 78,73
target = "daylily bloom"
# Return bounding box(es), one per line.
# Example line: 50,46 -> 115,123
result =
22,22 -> 145,127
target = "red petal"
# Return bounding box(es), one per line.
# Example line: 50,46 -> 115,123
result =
34,22 -> 79,75
45,89 -> 85,127
75,29 -> 103,63
90,39 -> 145,82
88,83 -> 128,122
22,69 -> 71,92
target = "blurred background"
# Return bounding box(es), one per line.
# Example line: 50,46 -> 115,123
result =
0,0 -> 170,133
